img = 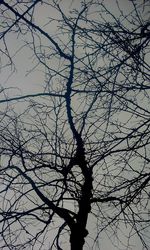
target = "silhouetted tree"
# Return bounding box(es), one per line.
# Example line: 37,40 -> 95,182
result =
0,0 -> 150,249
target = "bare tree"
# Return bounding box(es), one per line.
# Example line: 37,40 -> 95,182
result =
0,0 -> 150,249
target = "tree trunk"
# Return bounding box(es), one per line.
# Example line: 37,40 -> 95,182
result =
70,225 -> 88,250
70,236 -> 84,250
69,144 -> 92,250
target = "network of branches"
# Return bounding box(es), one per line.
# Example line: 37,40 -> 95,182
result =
0,0 -> 150,249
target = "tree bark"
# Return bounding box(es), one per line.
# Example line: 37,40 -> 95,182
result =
70,224 -> 88,250
69,165 -> 92,250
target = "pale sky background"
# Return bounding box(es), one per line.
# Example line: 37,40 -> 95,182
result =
0,0 -> 138,96
0,0 -> 149,249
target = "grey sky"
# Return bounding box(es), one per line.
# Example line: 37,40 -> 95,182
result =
0,0 -> 149,249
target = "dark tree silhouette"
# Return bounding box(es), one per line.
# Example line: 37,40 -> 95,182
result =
0,0 -> 150,249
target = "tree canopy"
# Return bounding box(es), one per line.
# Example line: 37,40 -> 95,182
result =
0,0 -> 150,249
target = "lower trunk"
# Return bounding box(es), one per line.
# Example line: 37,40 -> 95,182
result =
70,238 -> 84,250
70,225 -> 88,250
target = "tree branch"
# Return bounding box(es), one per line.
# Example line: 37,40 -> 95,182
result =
0,92 -> 65,104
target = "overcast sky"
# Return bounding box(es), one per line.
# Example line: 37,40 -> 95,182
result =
0,0 -> 149,249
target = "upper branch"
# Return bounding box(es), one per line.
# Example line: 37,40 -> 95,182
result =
1,1 -> 71,60
0,92 -> 65,104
